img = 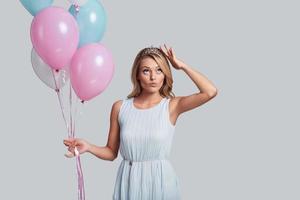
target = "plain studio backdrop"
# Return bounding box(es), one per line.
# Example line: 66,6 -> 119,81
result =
0,0 -> 299,199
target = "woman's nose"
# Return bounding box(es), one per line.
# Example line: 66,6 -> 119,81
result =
150,73 -> 156,80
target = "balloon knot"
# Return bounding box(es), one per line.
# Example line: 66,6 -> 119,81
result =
55,69 -> 59,73
81,100 -> 85,104
74,4 -> 80,12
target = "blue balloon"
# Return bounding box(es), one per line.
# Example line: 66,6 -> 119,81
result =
69,0 -> 107,47
20,0 -> 53,16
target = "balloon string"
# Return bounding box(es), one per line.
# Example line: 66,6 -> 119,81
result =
70,81 -> 86,200
69,82 -> 73,138
51,69 -> 70,134
75,150 -> 85,200
72,92 -> 82,140
74,126 -> 86,200
52,69 -> 86,200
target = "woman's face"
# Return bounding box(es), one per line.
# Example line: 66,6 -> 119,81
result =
137,57 -> 165,94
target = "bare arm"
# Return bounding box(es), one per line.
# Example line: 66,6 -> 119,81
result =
160,44 -> 218,120
88,100 -> 122,161
173,63 -> 218,115
181,64 -> 218,96
64,100 -> 122,161
88,145 -> 117,161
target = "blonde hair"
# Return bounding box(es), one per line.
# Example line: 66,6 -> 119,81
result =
127,47 -> 175,99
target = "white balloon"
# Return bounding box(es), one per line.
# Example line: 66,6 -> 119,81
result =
31,48 -> 69,90
67,0 -> 88,6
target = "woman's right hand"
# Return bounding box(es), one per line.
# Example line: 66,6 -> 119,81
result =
63,138 -> 91,158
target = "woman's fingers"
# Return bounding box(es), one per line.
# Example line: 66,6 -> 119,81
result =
170,47 -> 174,57
63,138 -> 78,158
63,139 -> 71,144
69,147 -> 76,156
163,44 -> 171,54
63,143 -> 69,147
160,46 -> 169,58
64,138 -> 75,142
64,138 -> 77,147
64,151 -> 75,158
160,44 -> 173,58
63,140 -> 69,145
64,141 -> 72,147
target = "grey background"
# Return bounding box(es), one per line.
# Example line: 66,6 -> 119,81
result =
0,0 -> 299,199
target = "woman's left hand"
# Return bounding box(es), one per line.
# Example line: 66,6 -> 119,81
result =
160,44 -> 186,70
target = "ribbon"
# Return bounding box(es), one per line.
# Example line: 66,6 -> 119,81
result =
52,69 -> 86,200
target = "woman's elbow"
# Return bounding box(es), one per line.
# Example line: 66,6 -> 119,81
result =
208,88 -> 218,98
110,152 -> 118,161
110,155 -> 117,161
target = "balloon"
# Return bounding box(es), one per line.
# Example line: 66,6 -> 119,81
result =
69,0 -> 107,47
31,48 -> 69,90
20,0 -> 53,16
67,0 -> 88,6
30,7 -> 79,70
70,43 -> 114,101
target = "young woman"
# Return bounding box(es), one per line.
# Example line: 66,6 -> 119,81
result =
63,44 -> 218,200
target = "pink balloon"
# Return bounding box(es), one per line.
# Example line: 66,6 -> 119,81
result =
70,43 -> 115,101
30,7 -> 79,70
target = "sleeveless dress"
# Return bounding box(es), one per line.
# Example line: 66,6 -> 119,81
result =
112,97 -> 181,200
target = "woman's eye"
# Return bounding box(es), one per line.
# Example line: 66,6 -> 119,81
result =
142,68 -> 162,74
156,68 -> 163,73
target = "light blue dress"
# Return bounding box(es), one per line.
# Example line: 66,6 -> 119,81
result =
113,97 -> 181,200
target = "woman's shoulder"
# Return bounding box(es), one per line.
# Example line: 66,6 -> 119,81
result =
112,99 -> 123,109
111,98 -> 131,113
109,100 -> 123,121
113,99 -> 123,105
